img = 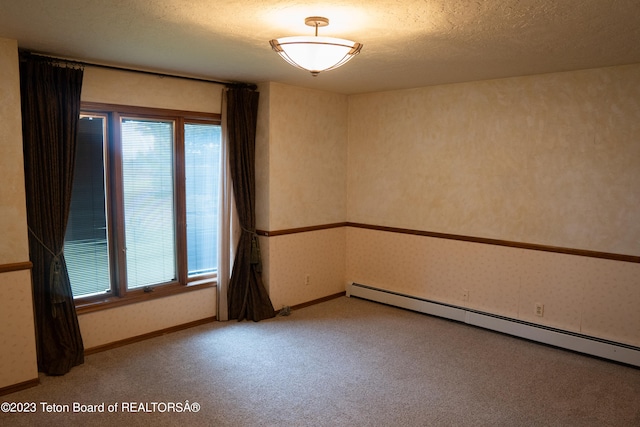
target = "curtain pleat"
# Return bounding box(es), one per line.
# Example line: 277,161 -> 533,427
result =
20,56 -> 85,375
226,86 -> 275,322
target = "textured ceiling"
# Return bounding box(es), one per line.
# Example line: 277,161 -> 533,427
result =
1,0 -> 639,94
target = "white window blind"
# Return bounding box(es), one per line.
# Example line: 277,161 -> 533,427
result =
65,116 -> 111,298
121,119 -> 176,289
185,123 -> 221,277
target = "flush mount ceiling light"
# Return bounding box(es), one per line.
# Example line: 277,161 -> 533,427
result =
269,16 -> 363,76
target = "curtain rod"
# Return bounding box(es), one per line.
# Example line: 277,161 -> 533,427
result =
19,51 -> 257,90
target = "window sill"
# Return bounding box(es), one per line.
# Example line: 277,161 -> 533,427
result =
75,281 -> 216,315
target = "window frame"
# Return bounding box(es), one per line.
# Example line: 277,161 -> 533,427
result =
74,102 -> 221,314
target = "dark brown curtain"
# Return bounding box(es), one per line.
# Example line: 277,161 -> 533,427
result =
226,86 -> 276,321
20,55 -> 85,375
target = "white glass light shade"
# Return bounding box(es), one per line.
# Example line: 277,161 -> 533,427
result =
270,36 -> 362,76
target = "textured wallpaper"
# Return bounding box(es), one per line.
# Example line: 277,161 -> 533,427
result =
79,288 -> 216,350
0,38 -> 37,389
254,83 -> 348,315
0,271 -> 38,387
346,227 -> 640,347
255,82 -> 272,231
0,38 -> 29,263
82,67 -> 223,113
347,64 -> 640,256
259,82 -> 348,231
261,228 -> 346,310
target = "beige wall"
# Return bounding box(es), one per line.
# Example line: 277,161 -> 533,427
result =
77,67 -> 222,349
80,288 -> 216,349
82,66 -> 222,112
0,39 -> 29,262
0,38 -> 38,389
261,229 -> 346,310
257,82 -> 348,231
346,64 -> 640,347
347,64 -> 640,256
256,67 -> 640,343
0,271 -> 39,386
256,82 -> 348,308
347,228 -> 640,347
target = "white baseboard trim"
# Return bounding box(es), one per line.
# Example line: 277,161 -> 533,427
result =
346,282 -> 640,368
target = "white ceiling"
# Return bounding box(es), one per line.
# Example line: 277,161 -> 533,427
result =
1,0 -> 639,94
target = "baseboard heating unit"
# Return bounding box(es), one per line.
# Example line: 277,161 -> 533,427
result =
346,283 -> 640,368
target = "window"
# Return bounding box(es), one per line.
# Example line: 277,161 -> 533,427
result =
64,103 -> 221,306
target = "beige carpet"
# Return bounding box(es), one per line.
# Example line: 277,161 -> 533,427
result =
3,296 -> 639,426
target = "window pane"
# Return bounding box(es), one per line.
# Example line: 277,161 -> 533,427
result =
65,116 -> 111,298
121,119 -> 176,288
185,123 -> 221,277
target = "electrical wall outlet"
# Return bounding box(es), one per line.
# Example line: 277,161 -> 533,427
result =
535,303 -> 544,317
305,274 -> 310,286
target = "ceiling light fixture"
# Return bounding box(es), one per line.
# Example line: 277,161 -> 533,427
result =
269,16 -> 362,77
